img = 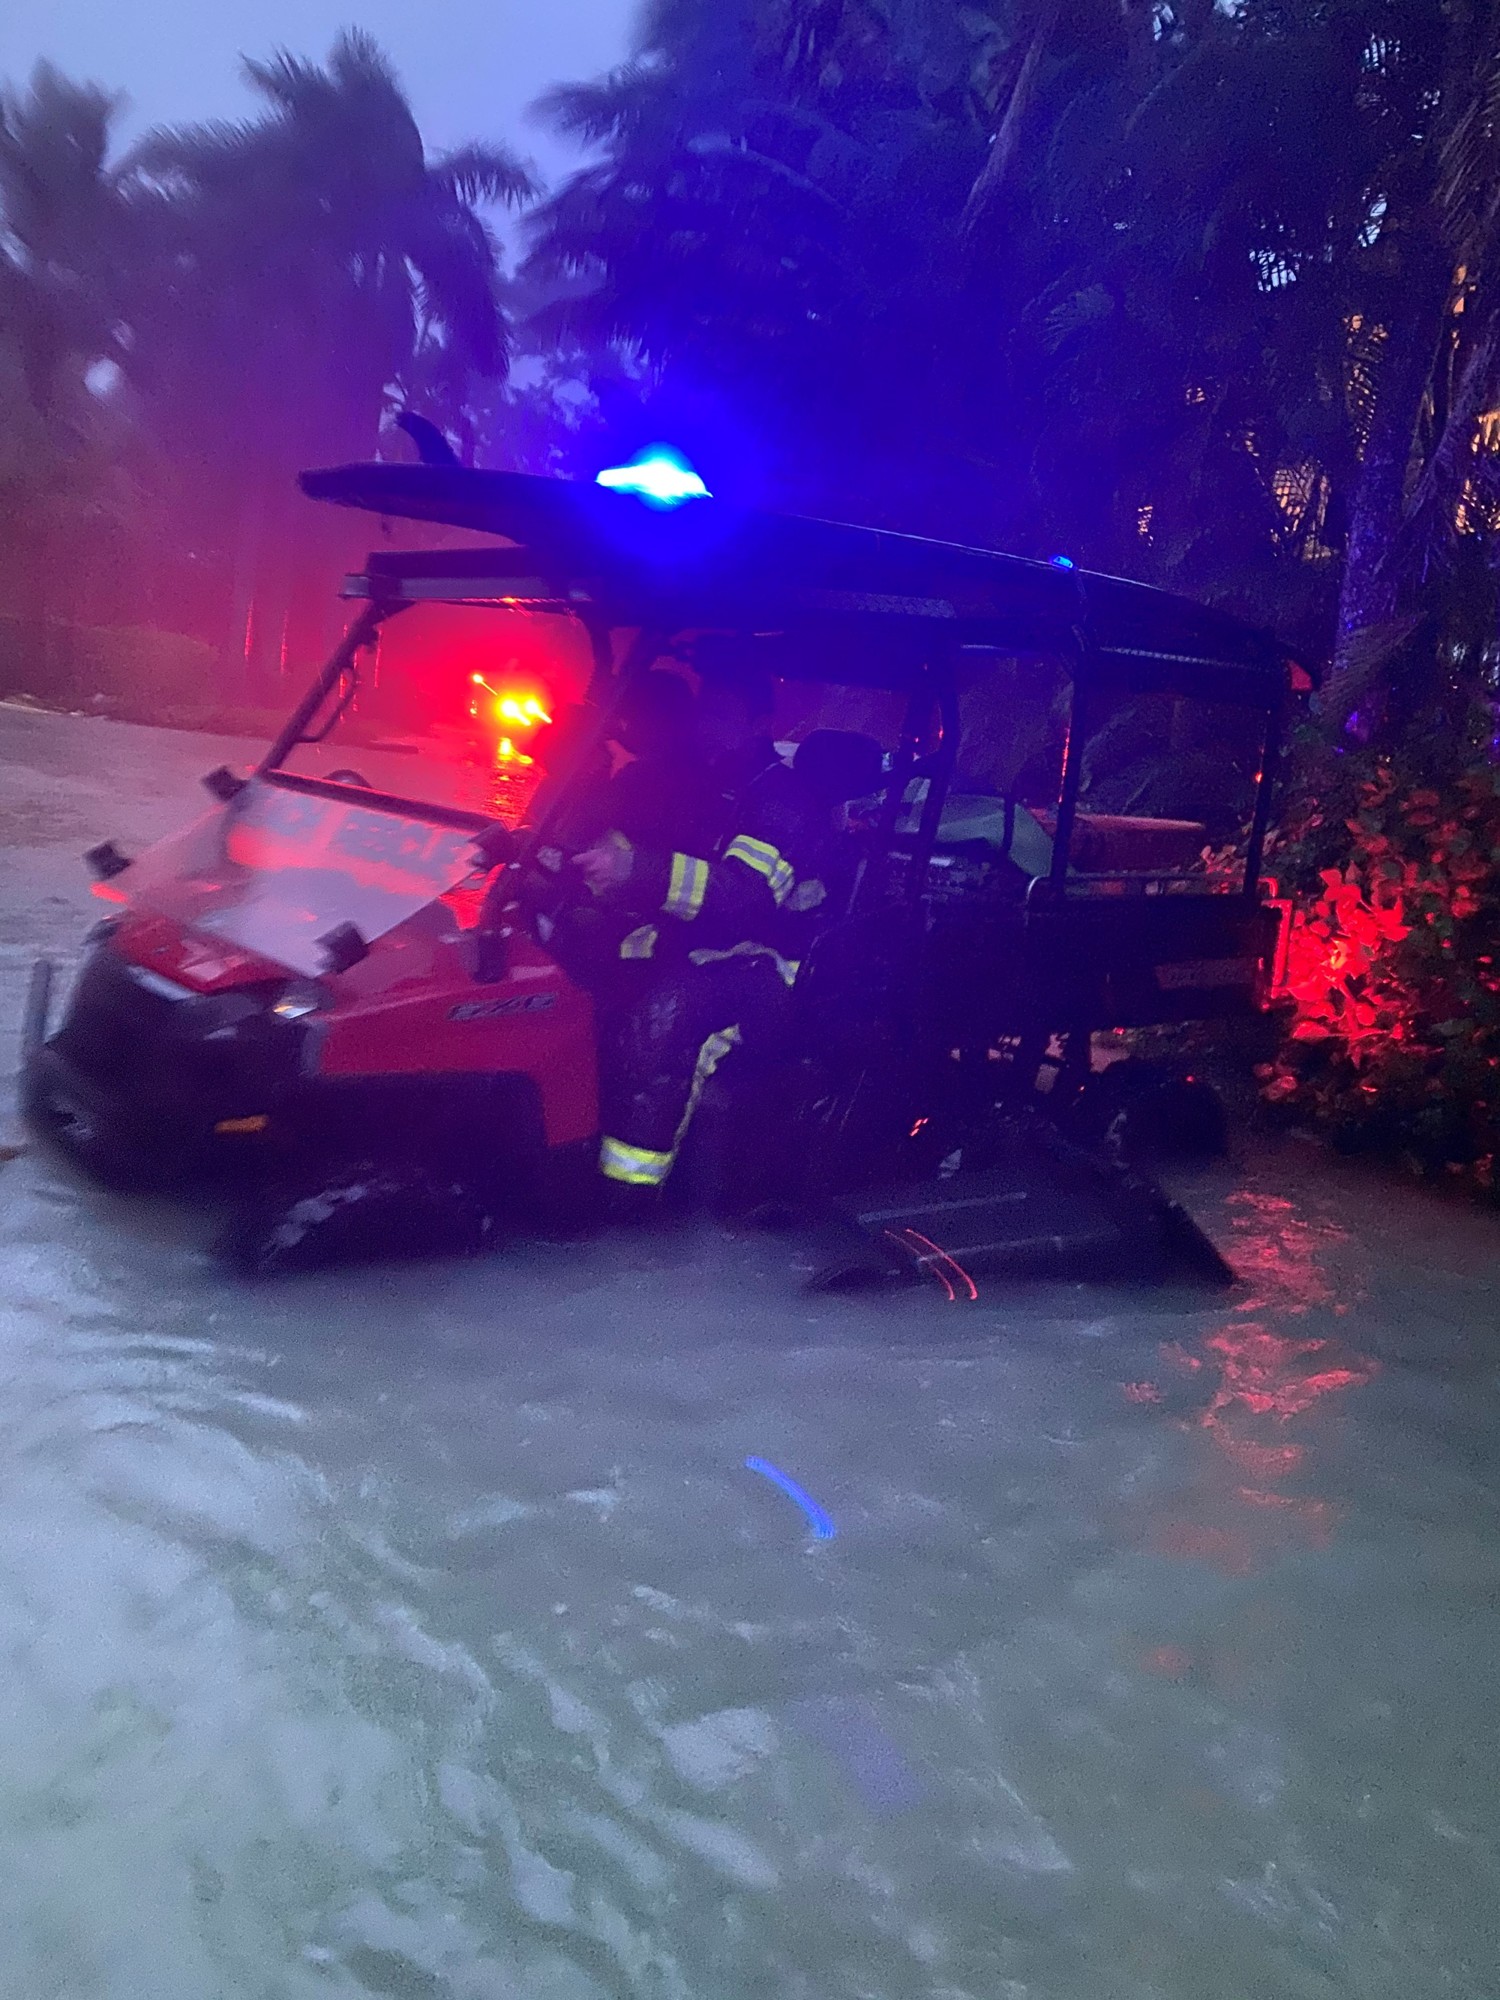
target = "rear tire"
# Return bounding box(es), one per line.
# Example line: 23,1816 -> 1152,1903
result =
1068,1059 -> 1228,1165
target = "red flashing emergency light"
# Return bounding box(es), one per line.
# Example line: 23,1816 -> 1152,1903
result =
467,674 -> 552,766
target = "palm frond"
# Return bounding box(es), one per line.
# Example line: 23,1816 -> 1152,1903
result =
122,118 -> 262,182
328,29 -> 403,93
1438,36 -> 1500,253
535,63 -> 672,146
240,48 -> 329,114
408,208 -> 508,378
0,62 -> 122,183
434,142 -> 537,210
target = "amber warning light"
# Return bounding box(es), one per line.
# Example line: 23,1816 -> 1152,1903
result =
469,674 -> 552,765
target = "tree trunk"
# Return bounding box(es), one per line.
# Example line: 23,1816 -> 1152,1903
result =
17,516 -> 54,700
1397,269 -> 1500,563
1325,229 -> 1453,722
223,477 -> 268,709
960,0 -> 1062,249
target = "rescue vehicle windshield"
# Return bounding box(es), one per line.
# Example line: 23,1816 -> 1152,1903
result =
270,599 -> 594,827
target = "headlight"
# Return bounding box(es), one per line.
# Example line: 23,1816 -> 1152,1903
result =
271,980 -> 326,1021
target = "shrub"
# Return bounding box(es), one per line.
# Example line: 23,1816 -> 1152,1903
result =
0,615 -> 219,718
0,617 -> 285,736
1258,679 -> 1500,1192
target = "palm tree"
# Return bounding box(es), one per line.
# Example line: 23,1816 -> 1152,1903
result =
1324,0 -> 1500,726
124,30 -> 535,690
0,62 -> 130,665
527,2 -> 1002,522
531,0 -> 1364,606
537,0 -> 1500,704
958,2 -> 1389,608
0,62 -> 126,401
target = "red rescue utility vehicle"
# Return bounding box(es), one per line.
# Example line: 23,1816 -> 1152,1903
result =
22,453 -> 1307,1282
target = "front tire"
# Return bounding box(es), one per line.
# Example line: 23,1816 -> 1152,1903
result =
218,1157 -> 496,1275
21,1050 -> 155,1190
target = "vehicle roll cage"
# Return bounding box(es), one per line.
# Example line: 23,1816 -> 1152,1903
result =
264,464 -> 1309,898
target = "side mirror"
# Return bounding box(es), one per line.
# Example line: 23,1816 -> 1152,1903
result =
317,921 -> 369,975
84,840 -> 132,881
203,765 -> 247,803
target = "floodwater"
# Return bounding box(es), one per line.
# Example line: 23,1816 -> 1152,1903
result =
2,703 -> 1499,2000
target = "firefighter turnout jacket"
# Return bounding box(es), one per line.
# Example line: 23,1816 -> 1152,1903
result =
590,740 -> 844,1192
601,740 -> 839,988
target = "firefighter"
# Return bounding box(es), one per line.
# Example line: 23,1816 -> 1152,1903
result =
572,657 -> 840,1208
515,672 -> 723,989
591,669 -> 720,849
527,671 -> 724,851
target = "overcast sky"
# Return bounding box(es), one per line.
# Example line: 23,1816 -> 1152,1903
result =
0,0 -> 639,187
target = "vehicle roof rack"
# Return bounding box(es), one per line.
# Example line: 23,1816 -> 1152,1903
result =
306,462 -> 1311,704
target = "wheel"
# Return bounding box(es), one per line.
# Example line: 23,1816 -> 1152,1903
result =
1068,1059 -> 1228,1164
20,1052 -> 155,1190
218,1158 -> 495,1275
326,768 -> 373,787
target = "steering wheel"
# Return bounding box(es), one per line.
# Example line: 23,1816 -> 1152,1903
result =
513,843 -> 591,925
472,841 -> 598,981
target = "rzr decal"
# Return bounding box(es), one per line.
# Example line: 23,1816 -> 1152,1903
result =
448,992 -> 559,1022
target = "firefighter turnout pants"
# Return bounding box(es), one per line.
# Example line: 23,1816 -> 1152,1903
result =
597,954 -> 790,1189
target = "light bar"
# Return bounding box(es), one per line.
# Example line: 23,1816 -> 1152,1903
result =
343,573 -> 560,604
595,447 -> 711,509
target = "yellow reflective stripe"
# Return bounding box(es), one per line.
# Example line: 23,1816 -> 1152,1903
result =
619,924 -> 658,960
664,851 -> 709,920
724,833 -> 795,905
672,1024 -> 742,1151
599,1137 -> 673,1185
687,941 -> 801,987
601,1026 -> 742,1187
667,851 -> 689,913
726,834 -> 778,869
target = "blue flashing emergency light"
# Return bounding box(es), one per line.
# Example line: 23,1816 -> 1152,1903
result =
1049,554 -> 1076,570
595,447 -> 711,509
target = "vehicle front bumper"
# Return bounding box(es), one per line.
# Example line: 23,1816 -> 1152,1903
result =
25,944 -> 313,1178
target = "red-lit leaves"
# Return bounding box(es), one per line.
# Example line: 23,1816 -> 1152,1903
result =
1258,746 -> 1500,1189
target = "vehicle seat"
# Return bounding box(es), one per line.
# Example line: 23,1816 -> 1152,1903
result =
1030,810 -> 1207,873
894,791 -> 1051,899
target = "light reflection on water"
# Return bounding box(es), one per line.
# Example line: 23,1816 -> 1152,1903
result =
1130,1189 -> 1380,1578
